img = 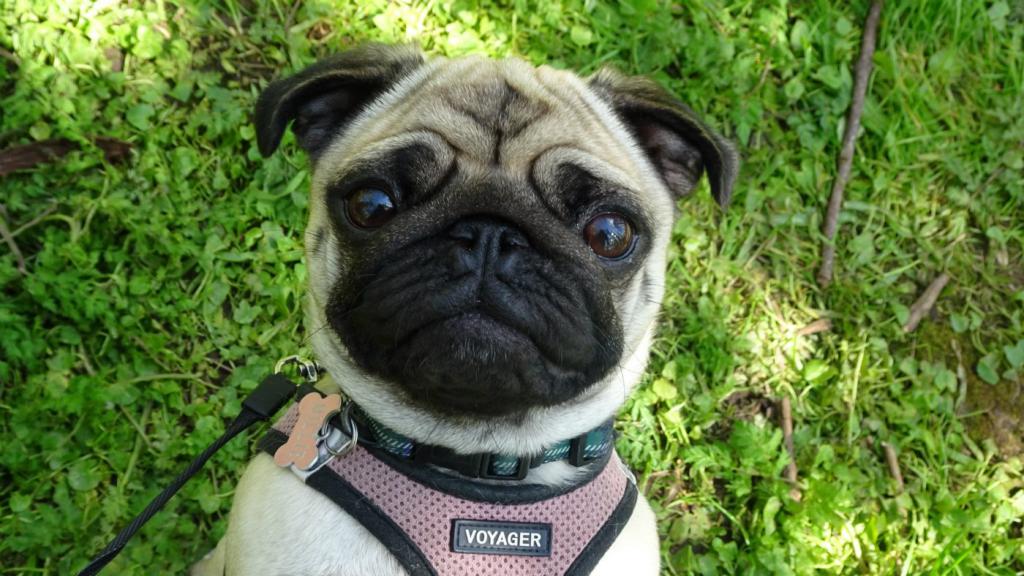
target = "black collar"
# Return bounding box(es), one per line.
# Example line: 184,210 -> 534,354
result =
348,404 -> 616,481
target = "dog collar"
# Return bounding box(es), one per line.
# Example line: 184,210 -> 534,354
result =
281,383 -> 616,481
350,404 -> 615,481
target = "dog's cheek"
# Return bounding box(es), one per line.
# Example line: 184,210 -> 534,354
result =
304,225 -> 352,313
605,259 -> 662,354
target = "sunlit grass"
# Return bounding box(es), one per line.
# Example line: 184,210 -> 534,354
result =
1,0 -> 1022,574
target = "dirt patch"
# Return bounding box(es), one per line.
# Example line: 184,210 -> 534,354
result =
721,390 -> 776,423
963,378 -> 1024,457
917,323 -> 1024,458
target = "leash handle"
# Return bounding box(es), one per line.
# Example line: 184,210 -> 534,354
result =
77,373 -> 297,576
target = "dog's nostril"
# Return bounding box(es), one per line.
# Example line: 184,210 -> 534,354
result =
499,230 -> 530,251
446,218 -> 530,257
447,226 -> 478,251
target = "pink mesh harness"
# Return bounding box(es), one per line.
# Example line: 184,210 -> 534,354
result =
262,403 -> 638,576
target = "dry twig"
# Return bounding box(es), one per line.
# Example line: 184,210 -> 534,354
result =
903,273 -> 950,332
0,204 -> 26,274
642,470 -> 670,496
881,441 -> 904,493
11,202 -> 58,238
797,318 -> 832,336
0,137 -> 131,177
664,466 -> 685,503
951,339 -> 969,411
780,397 -> 801,500
817,0 -> 884,288
0,47 -> 18,65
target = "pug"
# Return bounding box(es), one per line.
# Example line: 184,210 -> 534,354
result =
192,43 -> 737,576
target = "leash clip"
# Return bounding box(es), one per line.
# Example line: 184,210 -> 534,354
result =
274,355 -> 322,384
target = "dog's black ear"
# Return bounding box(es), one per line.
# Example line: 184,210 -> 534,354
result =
588,68 -> 739,208
255,44 -> 425,158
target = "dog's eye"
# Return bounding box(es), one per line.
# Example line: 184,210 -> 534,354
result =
583,213 -> 635,260
346,188 -> 396,228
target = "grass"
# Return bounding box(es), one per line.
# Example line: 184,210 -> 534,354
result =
1,0 -> 1022,574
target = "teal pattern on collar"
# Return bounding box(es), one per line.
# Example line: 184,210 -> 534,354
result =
351,405 -> 614,478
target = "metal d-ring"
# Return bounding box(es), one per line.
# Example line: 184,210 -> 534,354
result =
325,402 -> 358,458
274,355 -> 301,374
274,355 -> 322,384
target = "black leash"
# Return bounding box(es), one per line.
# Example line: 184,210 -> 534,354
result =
77,371 -> 299,576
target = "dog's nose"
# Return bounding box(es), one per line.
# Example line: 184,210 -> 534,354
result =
447,218 -> 530,275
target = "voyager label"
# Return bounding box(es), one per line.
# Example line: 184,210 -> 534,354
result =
451,520 -> 552,557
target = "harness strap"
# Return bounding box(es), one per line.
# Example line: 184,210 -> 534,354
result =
305,461 -> 437,575
564,482 -> 638,575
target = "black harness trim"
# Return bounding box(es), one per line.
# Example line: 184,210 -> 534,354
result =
259,430 -> 436,575
305,467 -> 438,576
564,477 -> 639,575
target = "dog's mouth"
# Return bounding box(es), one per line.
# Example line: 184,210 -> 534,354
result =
342,305 -> 599,416
401,312 -> 576,409
327,276 -> 620,417
398,311 -> 541,364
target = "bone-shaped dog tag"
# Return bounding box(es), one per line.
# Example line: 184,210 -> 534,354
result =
274,393 -> 342,470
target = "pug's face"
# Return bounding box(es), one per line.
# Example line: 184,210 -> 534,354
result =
256,45 -> 736,431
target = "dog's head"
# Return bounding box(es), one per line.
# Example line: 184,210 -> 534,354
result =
255,44 -> 736,447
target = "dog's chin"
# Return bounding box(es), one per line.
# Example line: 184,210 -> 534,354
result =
359,313 -> 595,417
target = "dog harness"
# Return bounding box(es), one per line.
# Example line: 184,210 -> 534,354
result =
258,390 -> 639,576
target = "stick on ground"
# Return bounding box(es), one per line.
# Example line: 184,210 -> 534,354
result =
780,396 -> 801,500
881,441 -> 904,493
903,273 -> 950,332
0,205 -> 26,274
951,339 -> 969,411
0,137 -> 131,177
817,0 -> 884,288
797,318 -> 832,336
11,202 -> 58,238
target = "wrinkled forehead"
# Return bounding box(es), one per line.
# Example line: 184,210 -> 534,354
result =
315,56 -> 662,195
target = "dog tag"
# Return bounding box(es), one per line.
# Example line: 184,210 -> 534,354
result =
274,393 -> 342,470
